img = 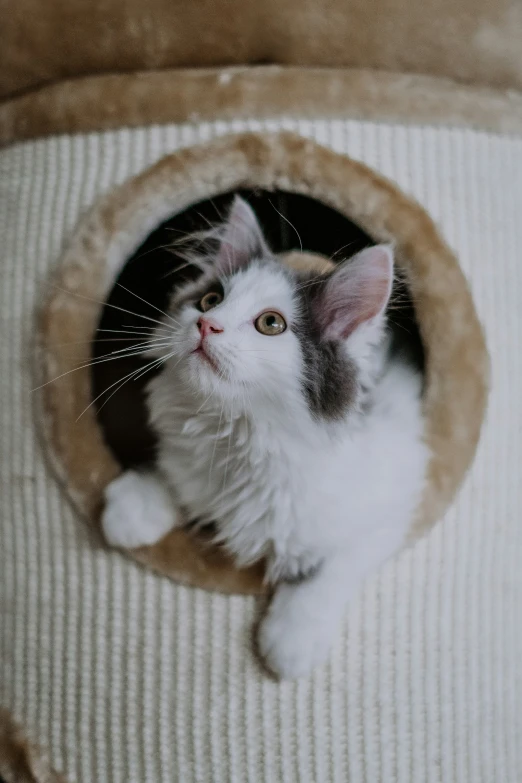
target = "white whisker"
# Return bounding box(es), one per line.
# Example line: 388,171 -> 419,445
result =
50,284 -> 171,329
32,340 -> 173,391
268,198 -> 303,253
131,242 -> 181,262
76,358 -> 158,421
131,350 -> 177,382
118,325 -> 172,335
94,338 -> 172,359
295,275 -> 327,292
195,389 -> 217,415
329,241 -> 359,261
48,337 -> 163,347
116,283 -> 180,326
76,354 -> 178,421
162,258 -> 208,280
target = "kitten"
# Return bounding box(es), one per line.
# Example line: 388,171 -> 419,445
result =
102,196 -> 429,679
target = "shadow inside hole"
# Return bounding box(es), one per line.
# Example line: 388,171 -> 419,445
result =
92,189 -> 424,468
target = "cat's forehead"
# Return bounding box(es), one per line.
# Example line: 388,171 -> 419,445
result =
173,260 -> 296,314
225,262 -> 294,304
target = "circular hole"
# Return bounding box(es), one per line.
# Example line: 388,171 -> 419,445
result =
92,189 -> 425,469
39,131 -> 488,592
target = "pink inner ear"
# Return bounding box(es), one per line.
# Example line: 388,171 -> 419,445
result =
319,245 -> 394,340
216,196 -> 269,273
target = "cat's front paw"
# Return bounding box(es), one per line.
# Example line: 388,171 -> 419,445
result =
101,470 -> 177,549
257,585 -> 335,679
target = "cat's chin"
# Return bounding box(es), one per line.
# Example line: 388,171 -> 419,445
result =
192,345 -> 219,373
186,351 -> 226,397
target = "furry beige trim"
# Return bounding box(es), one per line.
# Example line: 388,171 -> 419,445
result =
37,131 -> 489,595
2,0 -> 522,100
3,67 -> 522,148
0,710 -> 67,783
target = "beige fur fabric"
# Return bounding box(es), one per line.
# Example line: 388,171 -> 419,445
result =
3,67 -> 522,147
1,0 -> 522,99
0,710 -> 67,783
1,118 -> 520,781
37,132 -> 487,594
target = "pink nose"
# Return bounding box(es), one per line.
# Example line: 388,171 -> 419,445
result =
197,317 -> 224,339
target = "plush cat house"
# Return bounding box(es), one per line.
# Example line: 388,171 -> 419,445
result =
1,1 -> 521,781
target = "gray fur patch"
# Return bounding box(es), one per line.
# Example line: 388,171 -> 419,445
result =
291,271 -> 359,420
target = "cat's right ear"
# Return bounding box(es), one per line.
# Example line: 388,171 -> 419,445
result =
315,245 -> 394,341
215,196 -> 270,273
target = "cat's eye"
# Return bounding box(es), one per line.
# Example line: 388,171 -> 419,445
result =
255,311 -> 287,336
198,291 -> 223,312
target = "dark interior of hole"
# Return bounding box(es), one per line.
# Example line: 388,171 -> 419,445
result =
93,189 -> 424,469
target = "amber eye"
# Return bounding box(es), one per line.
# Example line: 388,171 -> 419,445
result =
198,291 -> 223,312
255,311 -> 287,336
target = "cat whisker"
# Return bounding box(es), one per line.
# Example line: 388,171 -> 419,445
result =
268,198 -> 303,253
161,259 -> 201,280
167,240 -> 208,256
387,321 -> 413,335
96,332 -> 173,341
79,350 -> 177,421
97,327 -> 169,336
164,226 -> 196,235
195,389 -> 217,415
49,284 -> 172,330
32,340 -> 173,391
294,276 -> 328,292
131,242 -> 183,262
65,341 -> 171,370
167,221 -> 218,249
329,240 -> 359,261
92,338 -> 173,360
191,205 -> 224,229
161,255 -> 211,279
76,356 -> 160,421
48,337 -> 165,347
131,350 -> 177,382
119,324 -> 167,331
117,325 -> 176,339
116,283 -> 180,327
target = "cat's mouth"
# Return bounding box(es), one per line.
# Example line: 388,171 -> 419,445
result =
192,344 -> 219,373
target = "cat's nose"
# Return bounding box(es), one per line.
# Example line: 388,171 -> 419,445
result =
197,317 -> 224,338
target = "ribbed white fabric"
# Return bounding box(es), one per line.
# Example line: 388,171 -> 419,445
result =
0,119 -> 521,783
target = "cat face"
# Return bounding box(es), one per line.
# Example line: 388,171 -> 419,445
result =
166,260 -> 306,407
151,196 -> 394,419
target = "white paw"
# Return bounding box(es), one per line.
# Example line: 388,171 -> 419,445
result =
258,585 -> 336,679
101,470 -> 177,549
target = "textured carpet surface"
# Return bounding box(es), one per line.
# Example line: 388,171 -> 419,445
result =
0,118 -> 521,782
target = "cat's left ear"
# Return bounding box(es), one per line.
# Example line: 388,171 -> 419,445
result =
216,196 -> 270,273
315,245 -> 394,340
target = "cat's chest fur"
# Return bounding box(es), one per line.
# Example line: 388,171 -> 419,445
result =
147,359 -> 427,583
148,378 -> 341,576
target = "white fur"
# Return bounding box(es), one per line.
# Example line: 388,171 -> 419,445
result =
102,470 -> 180,549
102,248 -> 429,679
